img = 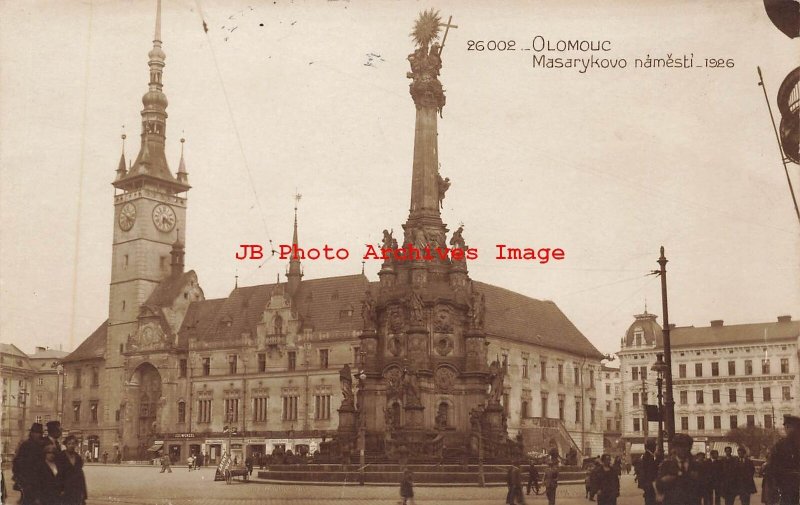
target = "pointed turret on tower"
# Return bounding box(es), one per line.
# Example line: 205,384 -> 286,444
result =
115,132 -> 127,181
177,137 -> 188,185
286,193 -> 303,297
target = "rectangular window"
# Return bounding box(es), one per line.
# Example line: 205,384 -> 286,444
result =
747,415 -> 755,428
781,358 -> 789,374
606,401 -> 611,412
762,359 -> 770,375
746,388 -> 754,402
633,418 -> 641,432
258,353 -> 266,373
282,396 -> 299,421
605,384 -> 611,395
254,397 -> 268,422
590,399 -> 595,424
228,355 -> 238,375
558,364 -> 564,384
540,361 -> 547,381
765,415 -> 773,429
632,367 -> 639,381
712,389 -> 720,403
764,387 -> 771,401
91,368 -> 100,387
696,391 -> 704,404
589,370 -> 594,388
179,359 -> 188,378
315,394 -> 331,420
288,351 -> 297,371
697,416 -> 705,430
574,367 -> 580,386
679,364 -> 686,378
711,362 -> 719,376
353,347 -> 361,366
74,369 -> 82,388
681,416 -> 689,430
202,358 -> 210,376
178,402 -> 186,423
73,402 -> 81,423
198,399 -> 212,423
224,398 -> 239,423
37,377 -> 44,386
782,386 -> 791,400
522,358 -> 529,379
728,361 -> 736,376
640,366 -> 647,380
745,360 -> 753,375
607,419 -> 612,431
319,349 -> 329,369
90,401 -> 98,423
713,415 -> 722,430
35,393 -> 42,406
695,363 -> 703,377
574,397 -> 581,422
729,389 -> 737,403
558,395 -> 565,421
632,392 -> 640,406
541,393 -> 548,418
730,415 -> 738,429
679,390 -> 687,405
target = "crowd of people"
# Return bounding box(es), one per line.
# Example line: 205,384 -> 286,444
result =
11,421 -> 88,505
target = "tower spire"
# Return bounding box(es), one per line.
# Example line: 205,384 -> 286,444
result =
177,136 -> 188,184
115,130 -> 127,181
287,193 -> 303,297
114,0 -> 189,194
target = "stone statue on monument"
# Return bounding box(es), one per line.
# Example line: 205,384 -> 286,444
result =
361,289 -> 377,330
340,363 -> 354,406
470,290 -> 486,329
407,289 -> 424,325
488,359 -> 505,404
401,368 -> 422,407
437,174 -> 450,209
407,9 -> 447,112
449,225 -> 465,250
381,229 -> 397,251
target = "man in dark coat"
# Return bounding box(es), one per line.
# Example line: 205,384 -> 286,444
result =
506,461 -> 525,504
58,434 -> 88,505
736,447 -> 757,505
595,454 -> 620,505
639,439 -> 660,505
720,446 -> 740,505
12,422 -> 44,505
45,420 -> 64,453
695,452 -> 714,505
33,441 -> 63,505
766,414 -> 800,505
526,459 -> 540,495
655,433 -> 701,505
708,450 -> 723,505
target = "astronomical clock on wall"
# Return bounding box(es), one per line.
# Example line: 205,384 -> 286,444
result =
118,202 -> 136,231
152,204 -> 176,232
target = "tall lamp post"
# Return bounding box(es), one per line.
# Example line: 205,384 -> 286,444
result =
224,408 -> 238,461
651,353 -> 668,456
655,246 -> 675,442
356,350 -> 367,485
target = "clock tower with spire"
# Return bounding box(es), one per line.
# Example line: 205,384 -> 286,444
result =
107,0 -> 190,393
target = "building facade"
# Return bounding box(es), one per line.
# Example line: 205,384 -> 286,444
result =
618,311 -> 800,455
57,3 -> 604,464
598,364 -> 623,455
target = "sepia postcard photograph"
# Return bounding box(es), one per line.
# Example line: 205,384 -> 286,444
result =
1,1 -> 798,504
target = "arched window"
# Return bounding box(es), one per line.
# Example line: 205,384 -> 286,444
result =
521,400 -> 529,419
177,401 -> 186,423
436,402 -> 449,428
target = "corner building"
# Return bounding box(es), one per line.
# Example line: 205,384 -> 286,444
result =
61,4 -> 604,463
618,310 -> 800,455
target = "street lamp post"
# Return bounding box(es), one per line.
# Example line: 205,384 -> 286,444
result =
651,353 -> 668,456
656,246 -> 675,443
224,408 -> 238,461
356,350 -> 367,486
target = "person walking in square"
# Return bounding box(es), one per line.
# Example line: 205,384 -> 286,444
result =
526,459 -> 540,495
639,439 -> 659,505
159,452 -> 172,473
595,454 -> 620,505
543,458 -> 559,505
735,447 -> 756,505
58,435 -> 88,505
506,461 -> 526,504
400,469 -> 415,505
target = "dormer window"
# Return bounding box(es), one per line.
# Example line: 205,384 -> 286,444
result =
634,329 -> 644,347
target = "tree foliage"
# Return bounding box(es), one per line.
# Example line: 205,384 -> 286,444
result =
724,426 -> 782,458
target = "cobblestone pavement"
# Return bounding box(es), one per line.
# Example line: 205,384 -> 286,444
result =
3,466 -> 764,505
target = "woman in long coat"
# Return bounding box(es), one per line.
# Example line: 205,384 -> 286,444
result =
58,435 -> 88,505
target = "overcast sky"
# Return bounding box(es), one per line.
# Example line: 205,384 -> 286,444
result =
1,0 -> 798,357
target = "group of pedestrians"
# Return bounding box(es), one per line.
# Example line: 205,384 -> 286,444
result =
633,414 -> 800,505
505,455 -> 560,505
585,454 -> 622,505
11,421 -> 88,505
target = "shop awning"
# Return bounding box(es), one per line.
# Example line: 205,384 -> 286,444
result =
147,442 -> 163,452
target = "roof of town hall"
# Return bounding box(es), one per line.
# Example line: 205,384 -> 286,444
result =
176,274 -> 602,359
61,319 -> 108,363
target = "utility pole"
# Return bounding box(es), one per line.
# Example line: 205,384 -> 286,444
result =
641,373 -> 649,444
656,246 -> 675,442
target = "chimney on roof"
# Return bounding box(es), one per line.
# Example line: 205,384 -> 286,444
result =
35,346 -> 46,353
777,315 -> 792,323
710,320 -> 724,327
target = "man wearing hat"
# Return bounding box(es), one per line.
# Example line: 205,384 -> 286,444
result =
766,414 -> 800,505
45,420 -> 64,453
12,423 -> 44,505
655,433 -> 701,505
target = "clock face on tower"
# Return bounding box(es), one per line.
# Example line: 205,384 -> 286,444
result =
118,203 -> 137,231
152,204 -> 176,232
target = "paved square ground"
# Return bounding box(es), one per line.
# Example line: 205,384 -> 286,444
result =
3,465 -> 764,505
